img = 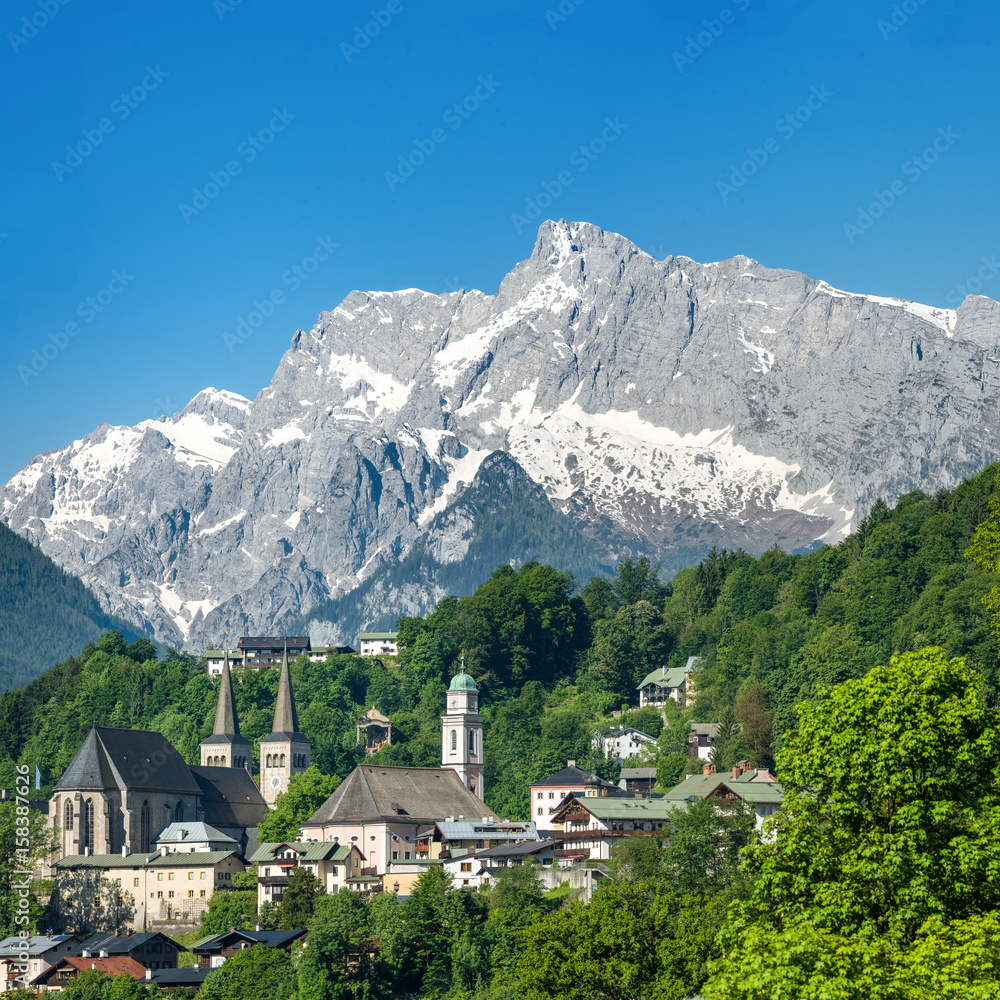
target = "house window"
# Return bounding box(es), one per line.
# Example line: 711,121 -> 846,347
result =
548,792 -> 554,799
225,872 -> 231,879
157,874 -> 163,881
404,852 -> 410,860
536,792 -> 542,799
200,890 -> 206,897
463,879 -> 470,885
188,872 -> 194,879
537,808 -> 542,815
460,863 -> 472,872
64,800 -> 73,833
157,891 -> 163,898
168,891 -> 174,899
200,872 -> 206,879
392,851 -> 398,860
168,873 -> 175,880
218,873 -> 224,880
188,890 -> 194,898
264,868 -> 270,877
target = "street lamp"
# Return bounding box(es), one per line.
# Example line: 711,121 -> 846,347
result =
393,881 -> 400,894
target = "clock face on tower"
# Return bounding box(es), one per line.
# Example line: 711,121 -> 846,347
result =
450,698 -> 457,707
270,775 -> 282,790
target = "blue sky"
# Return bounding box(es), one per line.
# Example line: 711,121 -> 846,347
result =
1,0 -> 997,481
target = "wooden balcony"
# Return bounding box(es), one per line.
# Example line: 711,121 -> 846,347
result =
554,848 -> 590,859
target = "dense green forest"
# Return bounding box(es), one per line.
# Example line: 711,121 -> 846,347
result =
0,522 -> 142,691
1,463 -> 998,823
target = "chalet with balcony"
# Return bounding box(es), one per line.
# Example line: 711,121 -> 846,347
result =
357,632 -> 399,656
0,935 -> 81,992
528,761 -> 618,832
249,840 -> 365,908
33,955 -> 148,990
236,636 -> 311,669
190,929 -> 307,968
414,819 -> 539,860
662,761 -> 783,831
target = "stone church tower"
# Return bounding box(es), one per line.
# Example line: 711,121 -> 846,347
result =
441,659 -> 484,801
259,646 -> 310,807
200,651 -> 252,770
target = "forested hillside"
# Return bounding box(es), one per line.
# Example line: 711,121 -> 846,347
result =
1,465 -> 997,825
0,522 -> 142,691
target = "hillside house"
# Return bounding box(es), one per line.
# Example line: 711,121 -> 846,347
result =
191,929 -> 307,968
0,935 -> 81,991
357,632 -> 399,656
596,727 -> 656,763
528,761 -> 618,832
249,841 -> 365,908
662,761 -> 783,831
687,722 -> 721,760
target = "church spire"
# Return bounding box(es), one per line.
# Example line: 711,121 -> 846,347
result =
212,648 -> 241,736
266,641 -> 303,739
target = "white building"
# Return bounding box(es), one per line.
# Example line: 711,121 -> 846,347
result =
357,632 -> 399,656
441,665 -> 484,800
596,727 -> 656,763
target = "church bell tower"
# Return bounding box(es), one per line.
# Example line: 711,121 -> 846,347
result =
441,657 -> 484,801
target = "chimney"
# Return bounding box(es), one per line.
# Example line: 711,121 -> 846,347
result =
255,924 -> 262,932
567,760 -> 576,768
194,963 -> 200,970
99,950 -> 108,959
703,764 -> 716,775
115,931 -> 120,937
84,846 -> 90,857
122,846 -> 128,857
732,765 -> 740,779
82,951 -> 91,959
145,968 -> 152,980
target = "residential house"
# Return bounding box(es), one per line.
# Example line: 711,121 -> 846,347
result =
248,841 -> 365,909
549,779 -> 675,861
528,761 -> 618,832
474,839 -> 558,868
383,858 -> 441,895
236,636 -> 311,669
687,723 -> 720,760
149,965 -> 212,991
191,929 -> 307,969
357,632 -> 399,656
662,761 -> 783,832
301,765 -> 497,875
33,956 -> 147,990
441,855 -> 494,889
52,851 -> 246,927
72,931 -> 185,971
309,645 -> 357,660
618,767 -> 657,794
415,819 -> 539,860
596,727 -> 656,764
0,935 -> 81,992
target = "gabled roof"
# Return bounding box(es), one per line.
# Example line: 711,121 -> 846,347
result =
475,839 -> 558,858
551,795 -> 677,823
155,821 -> 238,846
191,929 -> 307,953
358,706 -> 391,725
662,771 -> 784,806
248,841 -> 354,864
638,665 -> 686,690
305,765 -> 497,826
53,728 -> 201,795
55,852 -> 238,869
188,766 -> 268,829
619,767 -> 657,779
237,636 -> 311,649
357,632 -> 398,641
435,820 -> 538,842
0,935 -> 78,957
37,956 -> 147,982
689,723 -> 720,737
530,764 -> 616,789
77,931 -> 185,954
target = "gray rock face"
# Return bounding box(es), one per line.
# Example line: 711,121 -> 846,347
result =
4,220 -> 1000,647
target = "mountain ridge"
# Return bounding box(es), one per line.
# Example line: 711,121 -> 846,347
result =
4,220 -> 1000,648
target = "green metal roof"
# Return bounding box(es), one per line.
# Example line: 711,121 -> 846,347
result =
448,671 -> 477,692
553,797 -> 680,822
54,851 -> 239,869
637,665 -> 686,690
662,772 -> 784,806
248,842 -> 353,863
358,632 -> 398,640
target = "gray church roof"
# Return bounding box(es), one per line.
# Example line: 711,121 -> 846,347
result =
306,765 -> 496,826
189,766 -> 267,830
53,728 -> 201,795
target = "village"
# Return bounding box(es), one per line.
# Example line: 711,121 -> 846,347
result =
0,634 -> 783,994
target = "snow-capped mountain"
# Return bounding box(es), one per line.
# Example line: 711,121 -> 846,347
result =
4,220 -> 1000,647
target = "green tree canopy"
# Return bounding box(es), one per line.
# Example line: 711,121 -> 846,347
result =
257,766 -> 341,843
706,647 -> 1000,999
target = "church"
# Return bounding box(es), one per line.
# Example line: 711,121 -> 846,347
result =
49,649 -> 491,874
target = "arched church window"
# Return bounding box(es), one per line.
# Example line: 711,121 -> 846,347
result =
140,800 -> 151,853
469,730 -> 476,754
64,799 -> 73,833
279,754 -> 286,767
266,754 -> 272,768
450,730 -> 457,752
84,799 -> 95,854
